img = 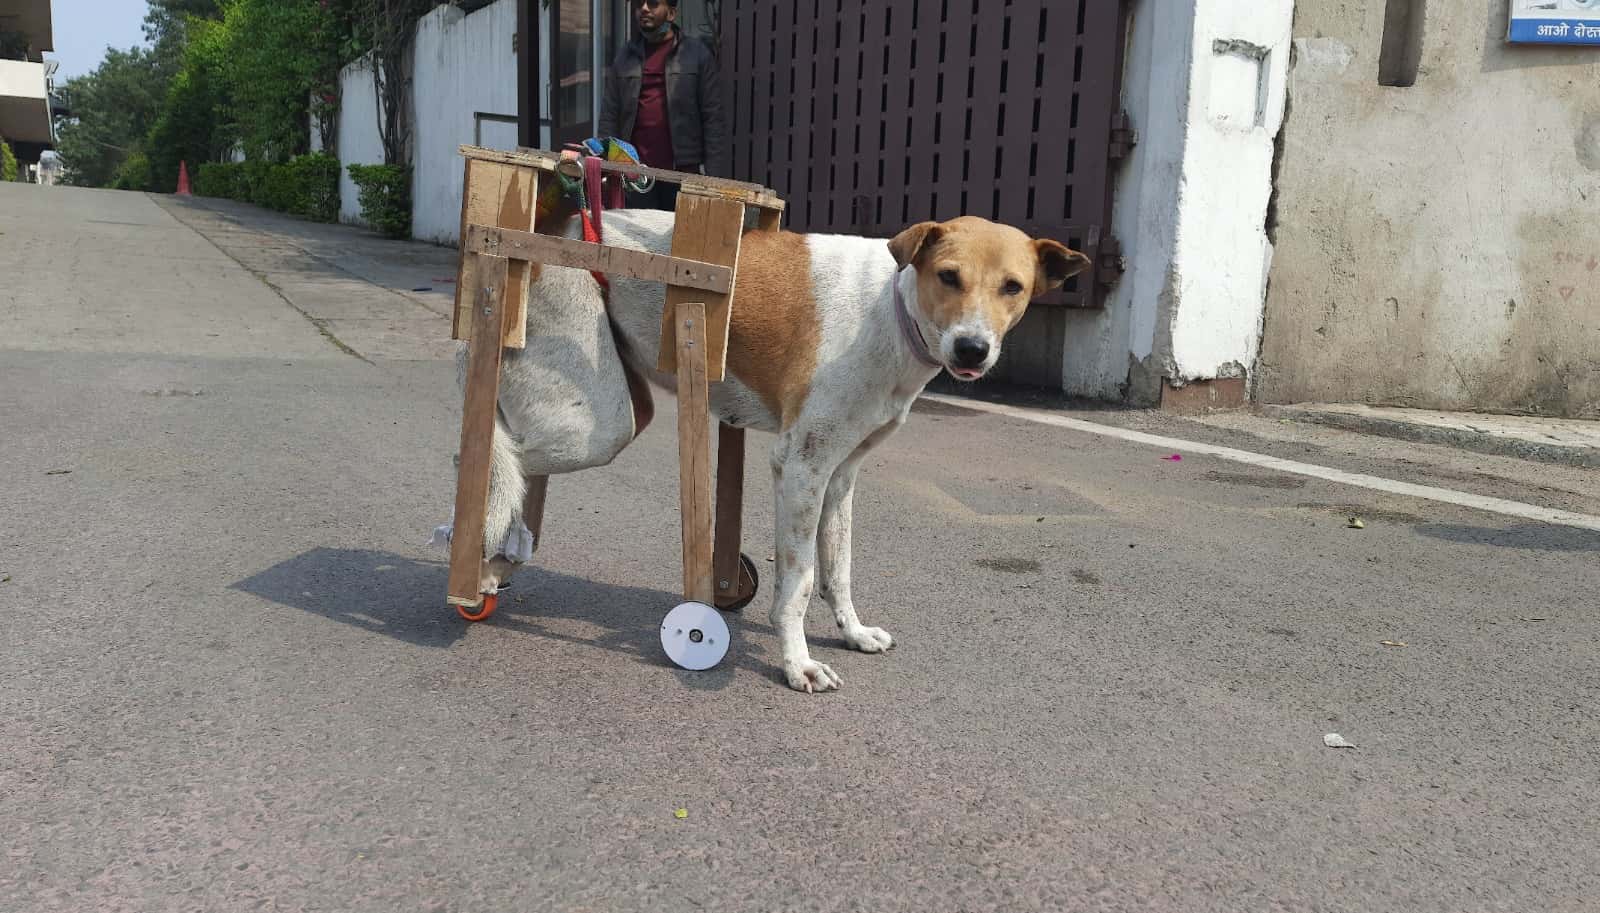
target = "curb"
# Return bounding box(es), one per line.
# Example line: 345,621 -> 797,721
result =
1261,405 -> 1600,469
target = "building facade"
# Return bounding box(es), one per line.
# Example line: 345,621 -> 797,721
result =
0,0 -> 56,170
323,0 -> 1597,416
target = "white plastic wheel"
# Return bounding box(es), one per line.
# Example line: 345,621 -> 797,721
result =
660,601 -> 731,671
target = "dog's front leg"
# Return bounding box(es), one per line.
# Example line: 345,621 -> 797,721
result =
770,436 -> 844,693
818,448 -> 894,654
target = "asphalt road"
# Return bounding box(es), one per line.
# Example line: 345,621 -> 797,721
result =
3,183 -> 1598,913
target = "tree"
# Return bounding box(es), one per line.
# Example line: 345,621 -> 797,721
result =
147,0 -> 225,20
145,16 -> 232,191
56,0 -> 430,189
219,0 -> 343,161
52,48 -> 169,187
0,138 -> 18,182
351,0 -> 433,167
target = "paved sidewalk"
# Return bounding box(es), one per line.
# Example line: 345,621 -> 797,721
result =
152,194 -> 461,361
1262,402 -> 1600,468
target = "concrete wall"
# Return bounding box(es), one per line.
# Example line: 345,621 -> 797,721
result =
1064,0 -> 1293,404
333,56 -> 382,227
324,0 -> 545,242
411,0 -> 521,245
1165,2 -> 1293,391
1060,0 -> 1193,401
1257,1 -> 1600,418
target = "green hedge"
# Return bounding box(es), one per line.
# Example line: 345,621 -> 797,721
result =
109,152 -> 152,191
195,161 -> 243,199
192,152 -> 340,223
347,164 -> 411,239
0,137 -> 17,183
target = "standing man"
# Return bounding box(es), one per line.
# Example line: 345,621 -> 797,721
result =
598,0 -> 729,210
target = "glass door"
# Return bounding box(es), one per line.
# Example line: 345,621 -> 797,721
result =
550,0 -> 597,148
550,0 -> 719,150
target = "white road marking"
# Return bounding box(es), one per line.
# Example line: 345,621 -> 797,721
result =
923,395 -> 1600,533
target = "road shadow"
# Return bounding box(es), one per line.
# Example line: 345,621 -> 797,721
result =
1413,523 -> 1600,552
230,547 -> 781,689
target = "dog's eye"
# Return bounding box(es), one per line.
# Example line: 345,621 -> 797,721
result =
1002,279 -> 1025,296
938,269 -> 960,288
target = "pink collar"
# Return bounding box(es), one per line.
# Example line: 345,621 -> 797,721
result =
894,274 -> 942,369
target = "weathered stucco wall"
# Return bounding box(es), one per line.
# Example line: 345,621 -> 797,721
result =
1257,1 -> 1600,418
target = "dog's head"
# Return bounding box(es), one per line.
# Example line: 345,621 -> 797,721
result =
888,217 -> 1091,381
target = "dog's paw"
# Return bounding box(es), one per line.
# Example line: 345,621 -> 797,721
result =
842,625 -> 894,653
784,659 -> 842,694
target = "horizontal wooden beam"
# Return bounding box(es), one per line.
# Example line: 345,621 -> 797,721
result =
457,144 -> 787,212
463,224 -> 735,295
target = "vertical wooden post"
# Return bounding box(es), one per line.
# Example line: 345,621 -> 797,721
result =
710,200 -> 780,609
522,474 -> 549,549
712,424 -> 754,608
675,302 -> 715,605
447,256 -> 511,608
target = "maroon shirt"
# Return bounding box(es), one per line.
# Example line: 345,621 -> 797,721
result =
631,37 -> 675,169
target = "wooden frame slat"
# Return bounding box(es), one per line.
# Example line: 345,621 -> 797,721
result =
457,144 -> 787,212
463,225 -> 734,295
674,302 -> 715,605
656,192 -> 745,381
447,255 -> 512,608
451,160 -> 537,347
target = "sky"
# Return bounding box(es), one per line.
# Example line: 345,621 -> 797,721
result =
45,0 -> 153,81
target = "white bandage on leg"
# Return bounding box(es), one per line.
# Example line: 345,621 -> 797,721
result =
501,521 -> 536,563
426,521 -> 533,563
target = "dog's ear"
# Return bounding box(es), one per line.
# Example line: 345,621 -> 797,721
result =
888,222 -> 944,270
1034,239 -> 1092,294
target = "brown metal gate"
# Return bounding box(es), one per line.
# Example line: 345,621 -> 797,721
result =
721,0 -> 1131,387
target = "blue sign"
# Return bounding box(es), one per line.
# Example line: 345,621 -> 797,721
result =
1509,0 -> 1600,44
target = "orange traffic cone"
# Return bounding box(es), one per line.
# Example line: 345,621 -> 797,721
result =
176,160 -> 192,196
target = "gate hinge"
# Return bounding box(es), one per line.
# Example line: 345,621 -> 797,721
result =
1108,111 -> 1138,160
1096,236 -> 1125,286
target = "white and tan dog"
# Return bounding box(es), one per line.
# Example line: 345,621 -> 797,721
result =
475,210 -> 1089,693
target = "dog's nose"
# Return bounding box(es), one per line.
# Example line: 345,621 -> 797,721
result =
952,336 -> 990,368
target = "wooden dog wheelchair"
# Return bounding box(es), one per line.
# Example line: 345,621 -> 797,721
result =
444,144 -> 786,668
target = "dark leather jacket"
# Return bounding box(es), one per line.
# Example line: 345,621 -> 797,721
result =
598,28 -> 729,177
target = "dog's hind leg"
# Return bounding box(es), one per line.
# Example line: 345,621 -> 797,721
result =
817,443 -> 895,655
477,416 -> 528,595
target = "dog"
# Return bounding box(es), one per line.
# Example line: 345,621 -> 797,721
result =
473,209 -> 1090,693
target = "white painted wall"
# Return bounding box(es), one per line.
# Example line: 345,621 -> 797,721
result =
1061,0 -> 1196,400
411,0 -> 521,244
334,56 -> 382,226
1059,0 -> 1292,402
0,59 -> 52,144
1168,2 -> 1293,384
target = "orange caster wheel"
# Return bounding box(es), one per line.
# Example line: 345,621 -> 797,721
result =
456,592 -> 498,622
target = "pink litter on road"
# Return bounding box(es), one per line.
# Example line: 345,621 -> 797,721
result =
1163,454 -> 1182,462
